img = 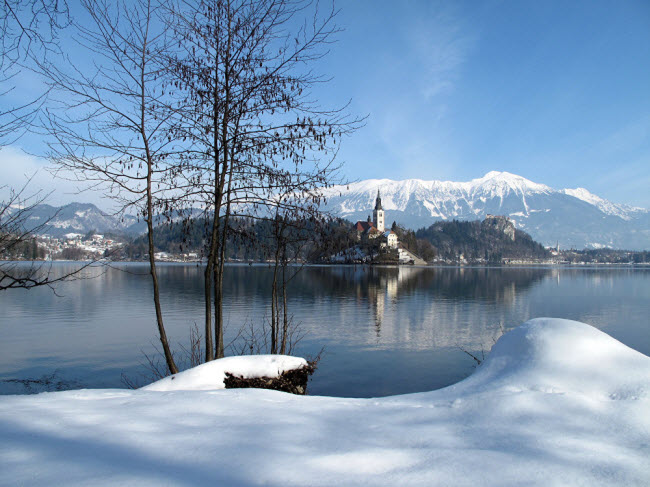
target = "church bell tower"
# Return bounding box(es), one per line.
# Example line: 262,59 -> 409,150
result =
373,190 -> 385,232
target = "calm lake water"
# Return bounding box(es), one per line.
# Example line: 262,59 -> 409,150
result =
1,263 -> 649,397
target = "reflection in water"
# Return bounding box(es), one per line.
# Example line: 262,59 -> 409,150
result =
0,263 -> 648,397
299,266 -> 550,351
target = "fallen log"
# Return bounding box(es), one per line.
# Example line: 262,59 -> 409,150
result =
224,361 -> 317,395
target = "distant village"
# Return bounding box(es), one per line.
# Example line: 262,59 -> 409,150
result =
2,232 -> 120,262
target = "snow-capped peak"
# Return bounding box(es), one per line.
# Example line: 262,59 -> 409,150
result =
467,171 -> 552,194
561,187 -> 644,220
563,187 -> 608,206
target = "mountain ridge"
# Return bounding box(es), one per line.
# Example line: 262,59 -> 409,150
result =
17,171 -> 650,250
318,171 -> 650,250
17,202 -> 145,238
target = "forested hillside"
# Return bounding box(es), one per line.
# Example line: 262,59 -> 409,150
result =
415,217 -> 549,263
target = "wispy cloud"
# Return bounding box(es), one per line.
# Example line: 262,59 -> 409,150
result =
361,3 -> 476,179
0,146 -> 49,197
0,145 -> 102,207
408,2 -> 476,99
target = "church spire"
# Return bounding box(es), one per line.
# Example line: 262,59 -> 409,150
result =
373,190 -> 385,232
374,190 -> 383,210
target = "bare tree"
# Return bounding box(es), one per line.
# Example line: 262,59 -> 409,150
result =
0,0 -> 69,143
0,2 -> 106,294
1,0 -> 69,66
41,0 -> 181,374
263,176 -> 334,354
167,0 -> 361,361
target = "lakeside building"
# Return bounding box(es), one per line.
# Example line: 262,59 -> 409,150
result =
352,191 -> 398,248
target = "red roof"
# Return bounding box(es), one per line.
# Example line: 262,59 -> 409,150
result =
353,221 -> 375,232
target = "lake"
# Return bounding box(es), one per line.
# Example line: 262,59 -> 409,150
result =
1,263 -> 648,397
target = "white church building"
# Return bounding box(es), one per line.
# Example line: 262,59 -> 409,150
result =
352,191 -> 398,249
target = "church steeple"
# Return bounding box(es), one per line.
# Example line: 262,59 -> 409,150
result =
373,189 -> 385,232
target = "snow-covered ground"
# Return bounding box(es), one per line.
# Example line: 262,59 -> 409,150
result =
1,318 -> 649,486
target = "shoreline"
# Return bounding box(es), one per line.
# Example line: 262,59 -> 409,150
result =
4,258 -> 649,268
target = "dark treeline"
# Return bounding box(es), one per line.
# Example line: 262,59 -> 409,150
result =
1,237 -> 46,260
118,215 -> 551,264
119,216 -> 354,263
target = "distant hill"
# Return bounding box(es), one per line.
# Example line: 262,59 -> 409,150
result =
12,202 -> 144,238
18,203 -> 203,238
415,216 -> 549,263
317,171 -> 650,250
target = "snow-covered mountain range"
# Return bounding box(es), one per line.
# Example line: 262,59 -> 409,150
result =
20,172 -> 649,249
319,171 -> 650,250
22,202 -> 205,238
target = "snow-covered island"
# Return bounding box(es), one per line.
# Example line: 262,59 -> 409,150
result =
1,318 -> 649,486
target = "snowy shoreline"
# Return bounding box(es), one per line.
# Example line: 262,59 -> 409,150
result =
1,318 -> 649,486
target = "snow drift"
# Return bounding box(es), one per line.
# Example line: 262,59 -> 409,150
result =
1,318 -> 649,486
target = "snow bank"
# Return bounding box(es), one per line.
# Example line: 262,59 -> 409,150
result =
1,318 -> 649,486
141,354 -> 308,392
445,318 -> 650,400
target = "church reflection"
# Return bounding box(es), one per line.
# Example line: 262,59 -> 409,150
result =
364,267 -> 428,336
303,265 -> 551,346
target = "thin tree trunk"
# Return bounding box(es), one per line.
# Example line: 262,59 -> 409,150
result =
206,147 -> 228,362
213,146 -> 228,360
147,217 -> 178,374
214,153 -> 235,359
204,247 -> 215,362
214,267 -> 224,358
212,15 -> 234,360
144,154 -> 177,374
212,142 -> 228,360
140,18 -> 178,375
280,246 -> 288,354
270,249 -> 280,354
206,159 -> 227,362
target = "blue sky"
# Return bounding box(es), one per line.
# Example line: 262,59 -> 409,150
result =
320,0 -> 650,206
2,0 -> 649,208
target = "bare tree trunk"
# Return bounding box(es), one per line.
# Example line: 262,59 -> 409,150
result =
205,141 -> 228,362
210,133 -> 227,360
213,159 -> 228,360
213,257 -> 225,358
205,159 -> 227,362
280,246 -> 288,354
140,16 -> 178,374
205,143 -> 228,362
211,13 -> 234,360
39,0 -> 186,374
214,151 -> 236,359
270,247 -> 280,354
146,218 -> 178,374
203,249 -> 215,362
